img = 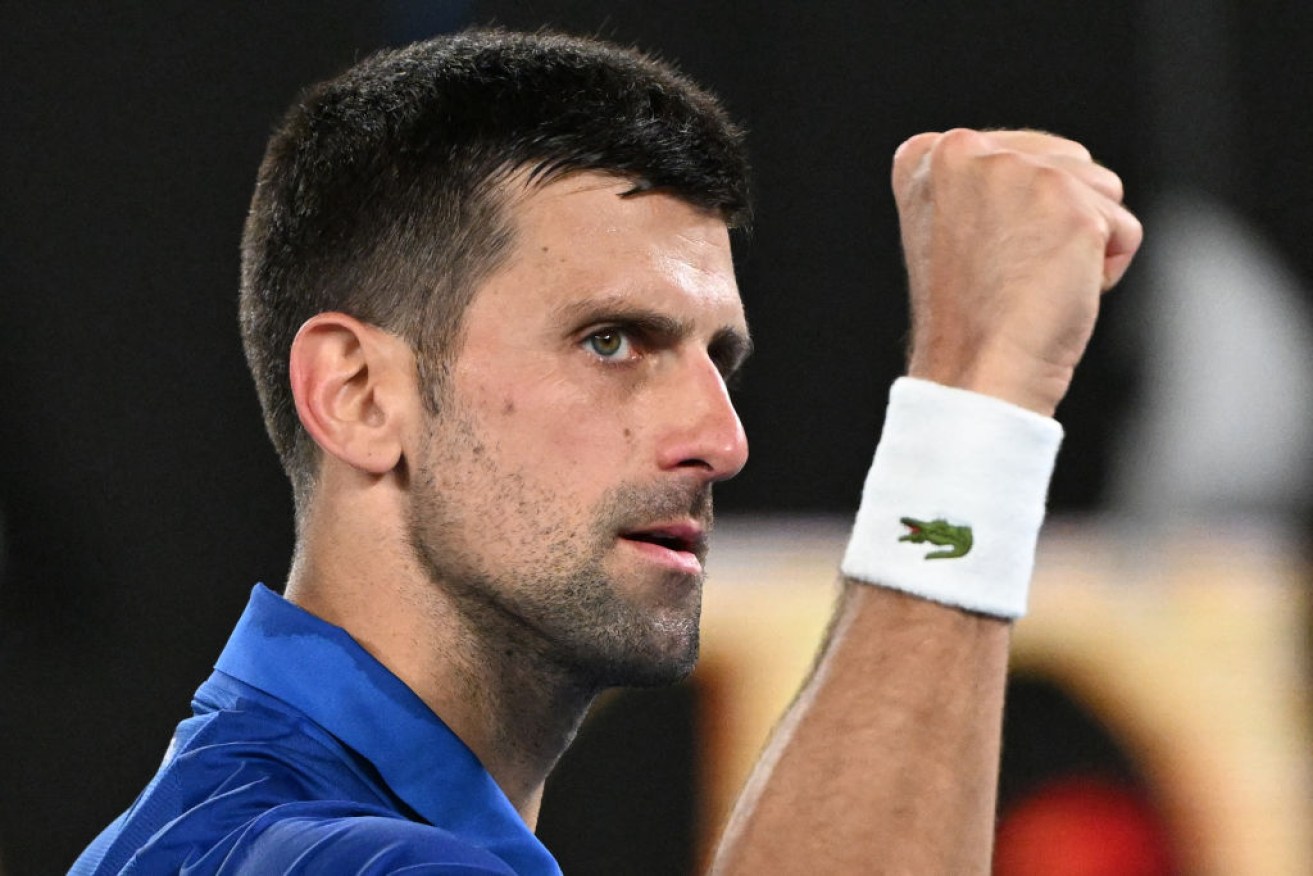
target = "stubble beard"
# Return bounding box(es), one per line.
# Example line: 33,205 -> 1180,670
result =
404,413 -> 712,692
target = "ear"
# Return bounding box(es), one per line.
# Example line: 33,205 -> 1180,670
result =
288,312 -> 416,476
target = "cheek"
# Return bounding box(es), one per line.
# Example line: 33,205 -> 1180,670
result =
502,390 -> 639,483
460,355 -> 648,490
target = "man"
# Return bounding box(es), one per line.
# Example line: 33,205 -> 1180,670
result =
72,28 -> 1141,875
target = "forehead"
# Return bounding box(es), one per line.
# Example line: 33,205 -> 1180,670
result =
477,171 -> 745,329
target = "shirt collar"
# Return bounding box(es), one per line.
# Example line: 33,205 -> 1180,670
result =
214,583 -> 560,875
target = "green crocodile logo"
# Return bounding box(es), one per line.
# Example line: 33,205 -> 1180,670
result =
899,517 -> 973,560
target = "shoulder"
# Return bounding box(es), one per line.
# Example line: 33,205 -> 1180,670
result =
76,683 -> 547,875
216,805 -> 521,875
82,803 -> 522,876
152,697 -> 399,820
75,702 -> 393,874
79,711 -> 533,875
103,801 -> 521,876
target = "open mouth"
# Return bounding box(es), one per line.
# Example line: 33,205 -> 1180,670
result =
623,530 -> 697,553
619,523 -> 707,574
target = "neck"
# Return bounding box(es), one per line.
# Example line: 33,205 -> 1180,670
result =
285,504 -> 597,827
452,616 -> 601,823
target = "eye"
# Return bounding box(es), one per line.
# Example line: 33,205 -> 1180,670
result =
585,329 -> 633,360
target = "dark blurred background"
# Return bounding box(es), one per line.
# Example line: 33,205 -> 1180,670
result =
4,2 -> 1312,873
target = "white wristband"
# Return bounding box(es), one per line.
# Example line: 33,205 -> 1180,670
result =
840,377 -> 1063,619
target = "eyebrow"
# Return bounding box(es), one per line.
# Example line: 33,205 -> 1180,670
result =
553,297 -> 754,377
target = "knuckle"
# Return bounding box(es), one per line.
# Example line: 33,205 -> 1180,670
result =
1023,167 -> 1111,241
894,131 -> 940,162
1098,166 -> 1126,201
977,148 -> 1026,174
1054,136 -> 1093,163
1032,163 -> 1072,189
935,127 -> 987,158
1015,127 -> 1092,161
926,128 -> 989,180
1069,207 -> 1110,243
1012,163 -> 1083,207
975,150 -> 1047,191
891,131 -> 941,197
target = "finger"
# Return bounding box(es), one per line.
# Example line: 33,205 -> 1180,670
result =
979,131 -> 1130,206
1101,202 -> 1144,290
978,129 -> 1092,163
1046,154 -> 1125,204
890,131 -> 941,200
987,133 -> 1125,204
910,128 -> 1117,204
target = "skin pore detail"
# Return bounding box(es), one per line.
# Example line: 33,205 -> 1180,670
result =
554,296 -> 753,384
262,170 -> 753,825
322,172 -> 753,814
405,391 -> 715,691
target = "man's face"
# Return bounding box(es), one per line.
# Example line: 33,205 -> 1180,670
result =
406,172 -> 749,689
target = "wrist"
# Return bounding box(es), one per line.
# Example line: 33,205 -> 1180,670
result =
840,377 -> 1063,619
906,361 -> 1073,419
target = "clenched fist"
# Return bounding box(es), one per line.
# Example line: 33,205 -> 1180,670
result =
893,129 -> 1143,417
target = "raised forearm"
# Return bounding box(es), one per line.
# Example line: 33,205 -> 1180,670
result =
711,583 -> 1009,874
711,127 -> 1140,874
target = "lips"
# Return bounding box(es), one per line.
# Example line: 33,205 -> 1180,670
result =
619,521 -> 707,575
621,522 -> 704,554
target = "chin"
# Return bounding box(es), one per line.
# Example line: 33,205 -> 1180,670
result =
579,624 -> 701,690
606,651 -> 699,690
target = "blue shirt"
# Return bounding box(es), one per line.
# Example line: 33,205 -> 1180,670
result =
71,585 -> 562,875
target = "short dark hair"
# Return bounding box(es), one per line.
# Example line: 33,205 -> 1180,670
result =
238,28 -> 751,504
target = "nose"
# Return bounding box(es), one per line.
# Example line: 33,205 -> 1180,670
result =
655,353 -> 749,482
